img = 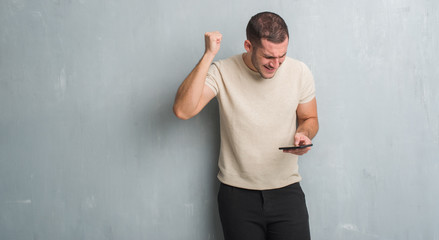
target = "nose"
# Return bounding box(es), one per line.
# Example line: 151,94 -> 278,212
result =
269,58 -> 280,69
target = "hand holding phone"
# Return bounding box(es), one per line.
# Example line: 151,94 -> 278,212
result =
278,144 -> 313,150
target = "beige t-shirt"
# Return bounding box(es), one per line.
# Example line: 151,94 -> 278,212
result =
205,54 -> 315,190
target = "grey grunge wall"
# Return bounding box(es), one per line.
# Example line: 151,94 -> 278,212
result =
1,0 -> 438,239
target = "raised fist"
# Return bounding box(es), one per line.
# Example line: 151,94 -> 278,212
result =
204,31 -> 222,56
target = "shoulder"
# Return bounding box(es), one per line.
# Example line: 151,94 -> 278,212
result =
279,57 -> 313,81
207,54 -> 243,82
283,57 -> 310,72
212,54 -> 243,70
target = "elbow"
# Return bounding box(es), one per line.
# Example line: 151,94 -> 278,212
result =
173,105 -> 192,120
313,117 -> 320,137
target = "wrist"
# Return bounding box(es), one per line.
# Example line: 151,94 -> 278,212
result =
203,51 -> 216,61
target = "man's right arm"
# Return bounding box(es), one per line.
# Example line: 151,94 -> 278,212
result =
173,31 -> 222,120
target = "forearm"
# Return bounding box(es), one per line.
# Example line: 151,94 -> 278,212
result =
296,117 -> 319,140
173,52 -> 215,119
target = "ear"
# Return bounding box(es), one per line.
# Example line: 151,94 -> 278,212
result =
244,40 -> 252,53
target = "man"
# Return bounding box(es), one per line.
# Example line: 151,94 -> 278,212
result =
173,12 -> 318,240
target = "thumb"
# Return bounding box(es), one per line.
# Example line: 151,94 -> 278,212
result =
294,134 -> 302,146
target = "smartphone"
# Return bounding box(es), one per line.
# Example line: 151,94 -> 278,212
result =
279,144 -> 313,150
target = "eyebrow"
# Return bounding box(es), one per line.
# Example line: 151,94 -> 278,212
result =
263,52 -> 287,59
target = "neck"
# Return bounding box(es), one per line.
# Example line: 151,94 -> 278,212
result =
242,53 -> 257,72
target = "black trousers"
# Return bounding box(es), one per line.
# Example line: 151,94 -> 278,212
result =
218,182 -> 310,240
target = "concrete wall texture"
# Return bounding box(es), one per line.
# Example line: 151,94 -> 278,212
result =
1,0 -> 438,239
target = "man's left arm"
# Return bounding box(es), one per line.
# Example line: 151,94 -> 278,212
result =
283,97 -> 319,155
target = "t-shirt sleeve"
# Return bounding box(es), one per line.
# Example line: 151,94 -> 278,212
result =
299,62 -> 316,104
205,63 -> 220,96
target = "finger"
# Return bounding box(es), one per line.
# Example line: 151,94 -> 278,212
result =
295,135 -> 311,146
294,135 -> 304,146
297,146 -> 312,155
282,146 -> 312,155
294,137 -> 300,146
215,34 -> 222,43
283,149 -> 301,154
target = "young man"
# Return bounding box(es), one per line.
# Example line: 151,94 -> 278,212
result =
173,12 -> 318,240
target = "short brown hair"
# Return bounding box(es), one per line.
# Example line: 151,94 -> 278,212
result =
246,12 -> 289,47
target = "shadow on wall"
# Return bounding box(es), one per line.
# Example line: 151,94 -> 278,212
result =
134,80 -> 222,238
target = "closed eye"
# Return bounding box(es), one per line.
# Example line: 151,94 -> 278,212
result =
263,53 -> 287,59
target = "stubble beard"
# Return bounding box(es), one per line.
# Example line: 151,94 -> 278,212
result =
251,52 -> 275,79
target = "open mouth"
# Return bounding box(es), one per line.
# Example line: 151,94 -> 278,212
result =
264,65 -> 275,72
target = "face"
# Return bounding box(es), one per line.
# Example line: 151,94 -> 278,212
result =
246,38 -> 288,79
